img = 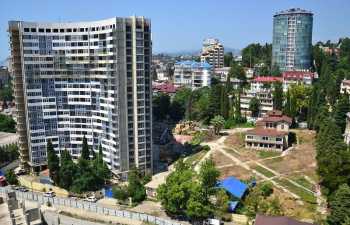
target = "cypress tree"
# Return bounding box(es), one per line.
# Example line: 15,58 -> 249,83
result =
47,139 -> 60,185
327,184 -> 350,225
272,82 -> 283,110
81,135 -> 90,160
334,94 -> 350,134
59,149 -> 76,190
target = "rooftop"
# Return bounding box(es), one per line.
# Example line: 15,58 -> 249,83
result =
282,71 -> 315,80
274,8 -> 313,16
246,128 -> 288,137
218,176 -> 248,199
153,82 -> 179,94
255,215 -> 314,225
253,76 -> 283,83
175,60 -> 212,69
259,115 -> 293,125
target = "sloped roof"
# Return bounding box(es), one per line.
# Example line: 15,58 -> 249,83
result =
282,71 -> 314,80
253,76 -> 283,83
218,176 -> 248,199
246,128 -> 288,137
255,215 -> 314,225
259,115 -> 293,125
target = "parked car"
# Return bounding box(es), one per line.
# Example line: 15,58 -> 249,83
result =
19,186 -> 28,192
44,191 -> 56,197
84,196 -> 97,202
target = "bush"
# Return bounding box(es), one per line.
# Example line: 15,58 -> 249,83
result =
0,114 -> 16,133
202,145 -> 210,151
113,186 -> 128,201
224,118 -> 236,129
260,182 -> 274,197
5,170 -> 18,185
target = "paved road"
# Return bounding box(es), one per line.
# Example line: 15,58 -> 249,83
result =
0,187 -> 182,225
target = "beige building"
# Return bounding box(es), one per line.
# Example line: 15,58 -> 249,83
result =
201,38 -> 224,68
245,110 -> 292,151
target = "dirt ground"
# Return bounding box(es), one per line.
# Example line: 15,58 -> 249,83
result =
211,150 -> 234,166
260,130 -> 317,177
218,165 -> 254,181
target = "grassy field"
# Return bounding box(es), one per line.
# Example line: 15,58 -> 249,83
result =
252,164 -> 276,178
257,150 -> 281,159
274,178 -> 317,204
290,175 -> 315,191
185,150 -> 207,166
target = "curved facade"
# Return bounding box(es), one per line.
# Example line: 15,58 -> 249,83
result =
272,8 -> 313,71
9,17 -> 152,178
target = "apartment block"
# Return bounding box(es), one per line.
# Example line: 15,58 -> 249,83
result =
240,77 -> 282,118
174,60 -> 212,89
8,17 -> 153,178
272,8 -> 313,71
201,38 -> 224,68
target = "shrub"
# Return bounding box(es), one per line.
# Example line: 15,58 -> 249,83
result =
260,182 -> 274,197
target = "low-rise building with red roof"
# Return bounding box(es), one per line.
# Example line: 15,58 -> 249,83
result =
152,82 -> 179,95
245,110 -> 292,151
282,71 -> 315,91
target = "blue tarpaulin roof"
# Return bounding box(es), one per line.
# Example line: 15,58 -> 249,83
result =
0,170 -> 3,176
218,176 -> 248,199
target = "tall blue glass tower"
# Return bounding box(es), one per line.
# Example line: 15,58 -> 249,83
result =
272,8 -> 313,71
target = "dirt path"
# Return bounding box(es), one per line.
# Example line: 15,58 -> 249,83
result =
194,128 -> 326,213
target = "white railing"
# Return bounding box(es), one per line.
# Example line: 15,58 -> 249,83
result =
0,187 -> 182,225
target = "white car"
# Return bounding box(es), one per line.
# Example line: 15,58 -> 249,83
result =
44,191 -> 56,197
84,196 -> 97,202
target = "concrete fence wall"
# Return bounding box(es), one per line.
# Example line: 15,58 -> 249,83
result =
0,187 -> 181,225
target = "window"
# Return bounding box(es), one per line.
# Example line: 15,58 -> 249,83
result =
262,136 -> 268,141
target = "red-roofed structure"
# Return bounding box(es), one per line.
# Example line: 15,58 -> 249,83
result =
253,76 -> 283,83
282,71 -> 315,80
245,110 -> 291,151
153,82 -> 179,95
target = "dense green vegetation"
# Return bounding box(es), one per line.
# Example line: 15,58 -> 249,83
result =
309,38 -> 350,224
0,144 -> 19,165
47,136 -> 111,194
5,170 -> 18,185
157,159 -> 230,221
237,182 -> 283,218
112,168 -> 147,204
0,114 -> 16,133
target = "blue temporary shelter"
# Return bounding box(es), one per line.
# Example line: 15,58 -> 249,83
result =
218,176 -> 248,199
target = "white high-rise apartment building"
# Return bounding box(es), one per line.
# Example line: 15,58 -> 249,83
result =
200,38 -> 224,68
9,17 -> 153,178
174,60 -> 212,89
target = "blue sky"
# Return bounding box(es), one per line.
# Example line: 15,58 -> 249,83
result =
1,0 -> 350,60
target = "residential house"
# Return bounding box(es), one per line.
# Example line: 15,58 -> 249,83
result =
245,110 -> 292,151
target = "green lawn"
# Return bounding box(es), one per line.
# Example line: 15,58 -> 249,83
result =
257,151 -> 281,159
290,176 -> 314,191
185,150 -> 207,166
275,178 -> 317,204
252,165 -> 276,178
